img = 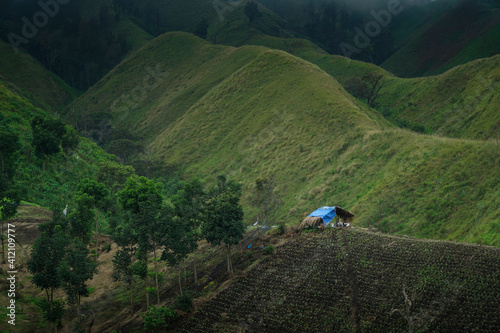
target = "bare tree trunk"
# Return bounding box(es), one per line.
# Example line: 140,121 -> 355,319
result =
194,257 -> 198,285
145,278 -> 149,308
178,267 -> 183,295
77,294 -> 81,320
153,246 -> 160,304
226,244 -> 233,277
130,283 -> 133,314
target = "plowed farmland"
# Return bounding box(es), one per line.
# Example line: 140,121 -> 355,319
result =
178,229 -> 500,332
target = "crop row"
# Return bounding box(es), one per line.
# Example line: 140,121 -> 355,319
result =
179,229 -> 500,332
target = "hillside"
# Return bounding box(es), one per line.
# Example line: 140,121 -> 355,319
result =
297,51 -> 500,140
178,228 -> 500,332
0,78 -> 123,209
66,32 -> 499,246
0,40 -> 79,112
382,0 -> 500,77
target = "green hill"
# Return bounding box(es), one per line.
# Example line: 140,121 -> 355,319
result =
299,52 -> 500,140
179,229 -> 500,332
0,79 -> 123,209
66,32 -> 499,246
0,40 -> 79,112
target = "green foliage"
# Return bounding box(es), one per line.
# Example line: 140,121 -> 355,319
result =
0,130 -> 19,175
35,298 -> 65,327
113,249 -> 135,285
263,245 -> 274,255
160,207 -> 198,267
61,125 -> 80,156
173,293 -> 193,313
119,176 -> 163,215
141,306 -> 179,331
202,176 -> 245,248
27,221 -> 68,294
30,116 -> 66,159
69,192 -> 95,243
58,239 -> 98,305
277,221 -> 286,235
77,178 -> 110,208
249,176 -> 282,227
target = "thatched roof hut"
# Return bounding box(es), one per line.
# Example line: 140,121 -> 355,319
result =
299,206 -> 355,229
299,216 -> 324,229
335,206 -> 355,223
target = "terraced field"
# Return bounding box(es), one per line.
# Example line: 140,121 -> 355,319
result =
178,229 -> 500,332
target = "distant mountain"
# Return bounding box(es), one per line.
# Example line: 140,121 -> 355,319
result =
382,0 -> 500,77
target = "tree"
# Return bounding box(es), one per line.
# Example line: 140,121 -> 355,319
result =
27,215 -> 69,332
250,176 -> 282,227
362,73 -> 386,107
172,179 -> 204,284
97,161 -> 135,198
160,207 -> 198,294
0,131 -> 20,174
244,1 -> 262,22
118,176 -> 163,215
69,192 -> 95,244
61,125 -> 79,165
31,117 -> 66,171
202,176 -> 244,277
58,238 -> 97,320
118,176 -> 163,307
77,178 -> 110,254
112,249 -> 136,313
344,73 -> 386,107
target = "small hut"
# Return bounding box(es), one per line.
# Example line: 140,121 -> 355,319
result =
299,206 -> 355,229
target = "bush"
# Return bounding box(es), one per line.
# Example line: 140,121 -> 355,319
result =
263,245 -> 275,255
142,306 -> 179,331
277,222 -> 286,235
173,293 -> 193,313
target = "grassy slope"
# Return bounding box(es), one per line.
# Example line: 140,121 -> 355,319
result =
0,40 -> 79,113
179,229 -> 500,332
300,52 -> 500,140
69,32 -> 499,246
0,79 -> 120,209
382,0 -> 500,77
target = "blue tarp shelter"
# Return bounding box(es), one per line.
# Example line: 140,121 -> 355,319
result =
308,206 -> 337,226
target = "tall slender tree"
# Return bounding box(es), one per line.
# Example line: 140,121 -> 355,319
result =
202,176 -> 244,277
58,238 -> 97,320
172,179 -> 204,284
77,178 -> 110,255
27,214 -> 69,332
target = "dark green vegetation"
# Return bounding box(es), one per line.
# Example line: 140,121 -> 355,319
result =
0,0 -> 499,332
180,229 -> 500,332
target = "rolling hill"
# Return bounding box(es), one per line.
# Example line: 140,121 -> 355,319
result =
300,52 -> 500,140
66,32 -> 500,246
0,40 -> 79,113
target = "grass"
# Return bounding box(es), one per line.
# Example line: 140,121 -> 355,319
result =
0,80 -> 122,210
0,40 -> 79,113
64,32 -> 499,247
